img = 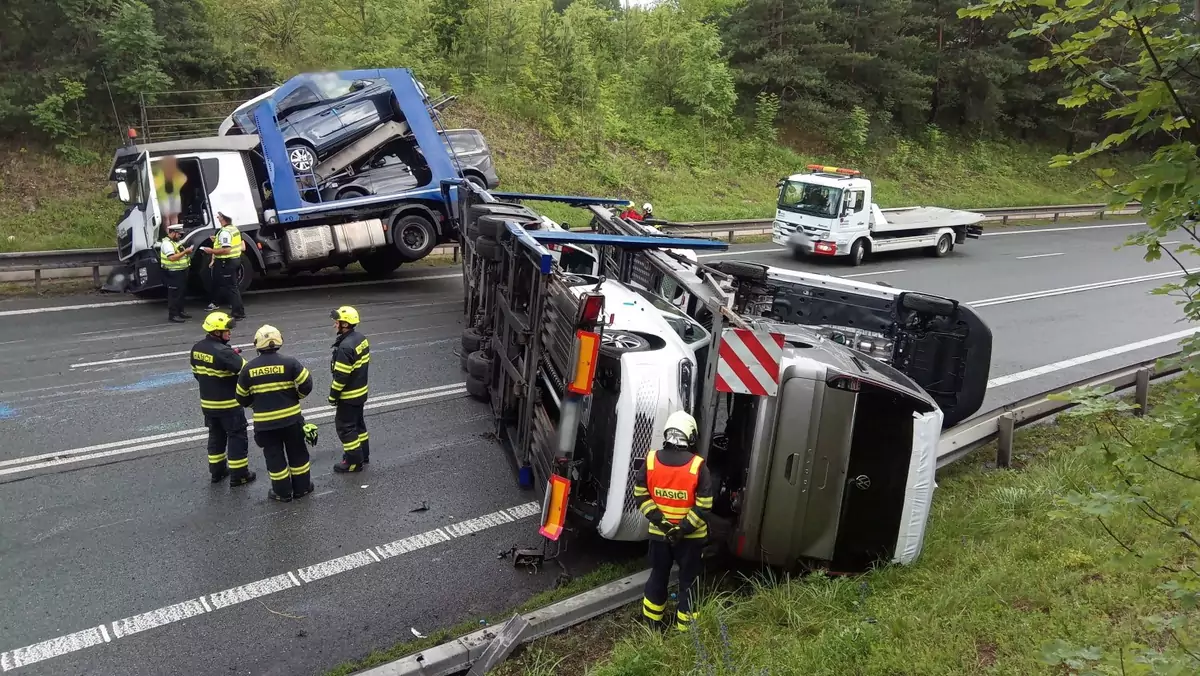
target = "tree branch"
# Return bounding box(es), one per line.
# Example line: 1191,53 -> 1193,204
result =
1142,453 -> 1200,482
1131,15 -> 1200,137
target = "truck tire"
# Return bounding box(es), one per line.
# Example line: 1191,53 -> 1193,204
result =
462,327 -> 486,353
929,233 -> 953,258
235,252 -> 256,293
846,239 -> 867,267
474,236 -> 503,262
464,221 -> 480,242
599,330 -> 650,356
900,292 -> 957,316
465,374 -> 489,401
477,215 -> 509,239
468,203 -> 538,222
714,261 -> 768,282
467,350 -> 493,384
360,249 -> 403,276
393,213 -> 438,262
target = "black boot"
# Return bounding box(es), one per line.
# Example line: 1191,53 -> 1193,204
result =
229,471 -> 257,487
267,489 -> 292,502
333,460 -> 364,473
178,312 -> 193,319
169,316 -> 186,324
210,469 -> 229,483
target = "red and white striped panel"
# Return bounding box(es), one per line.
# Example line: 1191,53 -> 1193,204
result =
715,329 -> 785,397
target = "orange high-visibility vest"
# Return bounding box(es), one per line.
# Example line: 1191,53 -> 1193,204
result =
645,450 -> 703,527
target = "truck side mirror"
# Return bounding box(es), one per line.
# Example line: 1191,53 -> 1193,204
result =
116,182 -> 130,202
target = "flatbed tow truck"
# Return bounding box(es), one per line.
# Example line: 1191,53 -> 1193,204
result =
104,68 -> 470,295
446,179 -> 993,572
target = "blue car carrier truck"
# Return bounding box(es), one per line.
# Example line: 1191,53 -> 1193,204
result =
104,68 -> 463,294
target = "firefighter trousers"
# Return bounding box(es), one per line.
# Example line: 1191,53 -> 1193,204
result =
205,411 -> 249,479
643,538 -> 703,631
253,423 -> 312,499
335,402 -> 369,467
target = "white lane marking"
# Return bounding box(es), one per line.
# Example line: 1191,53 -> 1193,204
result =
110,599 -> 207,639
0,383 -> 466,476
1162,240 -> 1181,246
0,273 -> 461,318
843,269 -> 905,279
2,627 -> 107,671
987,328 -> 1199,388
982,222 -> 1144,236
297,551 -> 377,583
969,269 -> 1196,308
0,502 -> 538,673
69,344 -> 254,369
209,573 -> 297,610
1015,252 -> 1064,260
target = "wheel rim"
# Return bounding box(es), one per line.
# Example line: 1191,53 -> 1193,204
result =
854,245 -> 864,263
939,237 -> 949,253
289,147 -> 314,172
401,223 -> 429,251
602,332 -> 642,350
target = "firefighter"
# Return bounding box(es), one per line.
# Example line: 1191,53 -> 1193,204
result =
618,203 -> 644,221
328,306 -> 371,473
202,213 -> 246,320
236,325 -> 315,502
161,224 -> 194,323
642,202 -> 654,220
190,311 -> 255,486
633,410 -> 713,632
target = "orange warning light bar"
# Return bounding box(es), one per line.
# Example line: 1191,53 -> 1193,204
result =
805,164 -> 861,176
539,475 -> 571,541
567,330 -> 601,395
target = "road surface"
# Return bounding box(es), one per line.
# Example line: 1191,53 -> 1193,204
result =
0,218 -> 1190,675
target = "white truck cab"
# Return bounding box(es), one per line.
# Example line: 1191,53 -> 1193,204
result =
772,165 -> 985,266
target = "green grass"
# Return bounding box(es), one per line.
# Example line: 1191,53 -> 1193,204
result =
1,93 -> 1111,254
491,385 -> 1198,676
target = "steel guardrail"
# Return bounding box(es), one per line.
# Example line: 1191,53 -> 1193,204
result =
0,202 -> 1143,290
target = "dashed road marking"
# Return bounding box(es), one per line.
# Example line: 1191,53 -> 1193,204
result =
986,328 -> 1199,388
1015,252 -> 1064,260
0,501 -> 538,672
981,222 -> 1144,236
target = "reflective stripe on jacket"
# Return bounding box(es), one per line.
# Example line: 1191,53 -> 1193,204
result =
190,335 -> 246,412
329,329 -> 370,403
644,450 -> 708,539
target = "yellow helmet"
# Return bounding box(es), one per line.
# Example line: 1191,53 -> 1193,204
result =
202,311 -> 234,333
663,410 -> 698,448
254,324 -> 284,351
331,305 -> 360,325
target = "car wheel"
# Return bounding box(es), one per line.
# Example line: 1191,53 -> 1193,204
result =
474,236 -> 503,262
392,213 -> 438,261
360,248 -> 403,277
286,143 -> 317,173
930,233 -> 953,257
847,239 -> 867,267
599,330 -> 650,356
338,188 -> 367,201
465,174 -> 488,190
465,374 -> 489,401
467,350 -> 493,384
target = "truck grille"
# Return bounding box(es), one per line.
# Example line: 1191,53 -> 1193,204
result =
621,378 -> 659,513
118,229 -> 134,260
773,220 -> 797,238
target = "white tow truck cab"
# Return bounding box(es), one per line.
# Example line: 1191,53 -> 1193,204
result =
452,183 -> 992,572
772,164 -> 985,266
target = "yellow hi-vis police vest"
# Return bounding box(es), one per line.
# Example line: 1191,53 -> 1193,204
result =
160,237 -> 191,271
214,225 -> 243,260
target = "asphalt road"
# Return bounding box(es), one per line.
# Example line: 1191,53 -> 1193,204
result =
0,218 -> 1192,675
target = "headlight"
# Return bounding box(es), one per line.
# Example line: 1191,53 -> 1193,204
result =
137,266 -> 148,283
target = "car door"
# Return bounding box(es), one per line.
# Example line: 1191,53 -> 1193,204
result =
277,85 -> 343,148
330,78 -> 387,137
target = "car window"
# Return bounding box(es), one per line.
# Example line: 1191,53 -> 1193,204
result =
629,285 -> 709,344
444,132 -> 481,155
277,86 -> 320,115
305,73 -> 360,100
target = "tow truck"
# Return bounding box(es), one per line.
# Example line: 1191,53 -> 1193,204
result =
447,179 -> 992,572
104,68 -> 467,295
774,165 -> 986,266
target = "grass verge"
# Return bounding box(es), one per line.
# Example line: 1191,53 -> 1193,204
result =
490,384 -> 1198,676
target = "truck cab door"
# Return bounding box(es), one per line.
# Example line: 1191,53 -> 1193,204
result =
141,152 -> 162,247
841,189 -> 869,235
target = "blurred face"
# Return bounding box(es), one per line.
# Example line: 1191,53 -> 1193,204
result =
219,330 -> 231,342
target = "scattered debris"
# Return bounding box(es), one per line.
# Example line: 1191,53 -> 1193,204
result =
296,630 -> 307,638
257,600 -> 305,620
360,484 -> 369,489
410,501 -> 430,513
410,627 -> 427,639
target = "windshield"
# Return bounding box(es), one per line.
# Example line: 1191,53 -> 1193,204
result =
778,180 -> 843,218
630,286 -> 709,345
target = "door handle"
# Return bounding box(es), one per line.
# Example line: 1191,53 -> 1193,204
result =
783,453 -> 800,486
320,109 -> 336,116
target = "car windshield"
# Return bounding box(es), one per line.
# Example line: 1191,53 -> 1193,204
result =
305,73 -> 361,100
444,131 -> 482,155
629,286 -> 708,345
778,180 -> 842,218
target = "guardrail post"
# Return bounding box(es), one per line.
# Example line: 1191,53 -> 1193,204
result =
1097,209 -> 1105,220
1002,214 -> 1010,225
453,245 -> 459,264
92,266 -> 101,288
33,268 -> 42,295
1053,212 -> 1060,223
1135,367 -> 1152,416
996,412 -> 1015,468
727,229 -> 735,242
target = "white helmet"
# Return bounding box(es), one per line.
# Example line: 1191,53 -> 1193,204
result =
663,410 -> 697,448
642,202 -> 653,213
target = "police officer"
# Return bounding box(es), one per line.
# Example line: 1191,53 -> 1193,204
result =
202,213 -> 245,320
161,224 -> 194,323
328,306 -> 371,473
190,312 -> 255,486
236,325 -> 314,502
633,411 -> 713,632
